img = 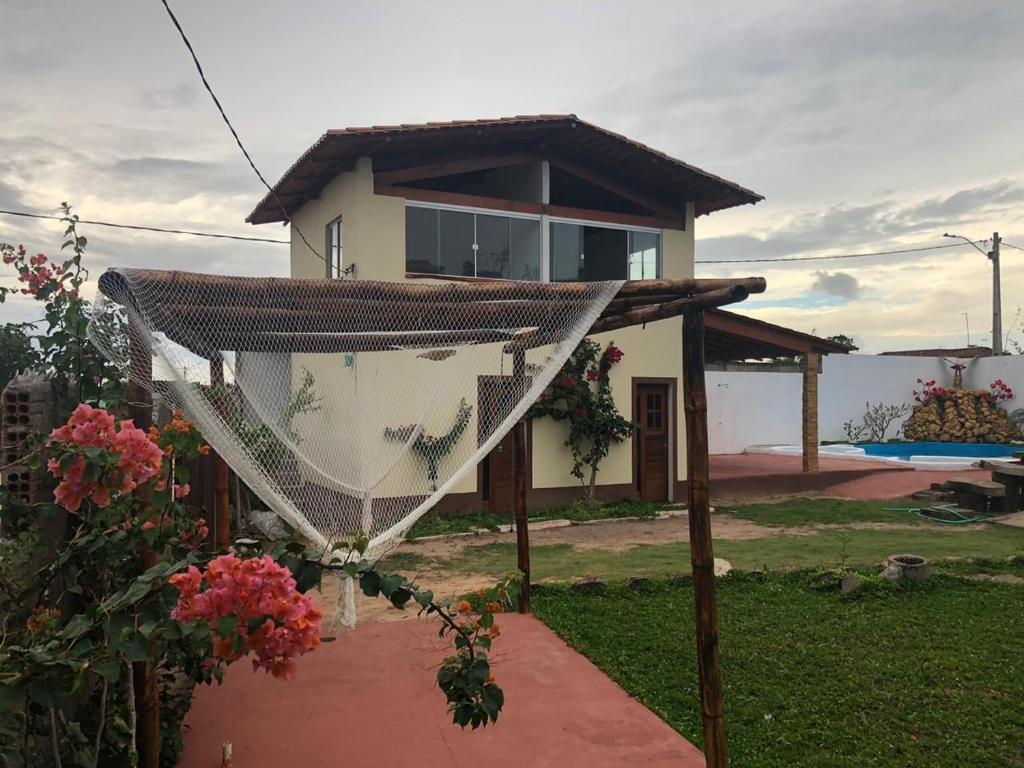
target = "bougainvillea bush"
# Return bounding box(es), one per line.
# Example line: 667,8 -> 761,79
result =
0,210 -> 508,768
529,339 -> 634,498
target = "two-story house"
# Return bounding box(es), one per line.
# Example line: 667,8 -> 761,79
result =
246,115 -> 763,513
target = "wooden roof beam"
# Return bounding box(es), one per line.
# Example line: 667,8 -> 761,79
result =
548,154 -> 684,222
373,151 -> 542,185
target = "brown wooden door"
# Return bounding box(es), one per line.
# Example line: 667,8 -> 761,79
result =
479,377 -> 525,515
484,430 -> 516,514
636,383 -> 670,502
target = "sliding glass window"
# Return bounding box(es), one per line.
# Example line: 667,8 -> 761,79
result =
550,221 -> 661,282
405,204 -> 541,280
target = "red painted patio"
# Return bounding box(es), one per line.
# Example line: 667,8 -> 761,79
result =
180,613 -> 706,768
710,453 -> 987,500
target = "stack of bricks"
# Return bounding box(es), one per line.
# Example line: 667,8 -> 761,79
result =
1,371 -> 56,503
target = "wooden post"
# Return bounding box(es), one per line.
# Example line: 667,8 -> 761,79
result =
512,349 -> 530,614
681,308 -> 729,768
209,355 -> 231,548
802,352 -> 820,473
129,321 -> 160,768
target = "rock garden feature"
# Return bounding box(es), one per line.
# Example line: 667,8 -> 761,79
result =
903,381 -> 1022,443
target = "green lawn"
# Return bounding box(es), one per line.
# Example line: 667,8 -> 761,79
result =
442,526 -> 1024,580
405,497 -> 664,538
533,572 -> 1024,768
720,497 -> 931,527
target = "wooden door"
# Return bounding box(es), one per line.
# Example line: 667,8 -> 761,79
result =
479,377 -> 525,515
636,383 -> 670,502
484,430 -> 516,514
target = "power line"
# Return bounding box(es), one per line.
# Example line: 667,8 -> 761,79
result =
695,240 -> 987,265
157,0 -> 331,272
1002,241 -> 1024,251
0,209 -> 288,244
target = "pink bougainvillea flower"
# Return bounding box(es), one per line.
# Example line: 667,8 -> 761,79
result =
170,554 -> 322,679
46,406 -> 166,513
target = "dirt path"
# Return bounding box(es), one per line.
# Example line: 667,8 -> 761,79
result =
314,512 -> 987,625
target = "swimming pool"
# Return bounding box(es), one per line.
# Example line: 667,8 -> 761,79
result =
755,441 -> 1021,470
859,441 -> 1019,460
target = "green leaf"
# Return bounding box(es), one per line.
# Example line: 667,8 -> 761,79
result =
61,612 -> 94,639
0,683 -> 25,712
468,659 -> 491,685
453,703 -> 474,727
120,635 -> 150,663
92,660 -> 122,683
217,615 -> 238,638
389,587 -> 413,609
27,681 -> 66,708
379,574 -> 402,597
482,683 -> 504,718
360,571 -> 381,598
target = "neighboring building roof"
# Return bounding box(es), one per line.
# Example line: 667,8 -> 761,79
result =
705,310 -> 855,362
247,114 -> 763,224
879,347 -> 993,358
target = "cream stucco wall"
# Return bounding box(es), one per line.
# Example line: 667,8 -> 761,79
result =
529,207 -> 695,496
287,160 -> 696,500
290,158 -> 405,281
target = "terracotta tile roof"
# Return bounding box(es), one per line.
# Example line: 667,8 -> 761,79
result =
880,346 -> 993,358
246,114 -> 763,224
706,309 -> 855,361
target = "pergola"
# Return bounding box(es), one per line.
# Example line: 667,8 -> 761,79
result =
704,310 -> 854,471
101,269 -> 766,768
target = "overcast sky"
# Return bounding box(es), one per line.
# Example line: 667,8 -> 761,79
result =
2,0 -> 1022,352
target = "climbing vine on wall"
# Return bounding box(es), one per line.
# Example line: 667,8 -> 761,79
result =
385,398 -> 473,491
528,339 -> 635,499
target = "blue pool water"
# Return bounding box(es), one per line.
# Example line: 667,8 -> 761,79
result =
860,441 -> 1018,460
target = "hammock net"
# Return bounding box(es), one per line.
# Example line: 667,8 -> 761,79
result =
88,269 -> 621,567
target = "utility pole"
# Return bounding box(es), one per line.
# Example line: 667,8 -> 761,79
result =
990,232 -> 1002,355
943,231 -> 1003,355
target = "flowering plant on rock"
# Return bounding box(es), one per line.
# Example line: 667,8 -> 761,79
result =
987,379 -> 1015,403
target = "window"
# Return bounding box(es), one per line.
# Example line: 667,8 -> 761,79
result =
326,217 -> 342,278
405,205 -> 541,280
628,230 -> 660,280
405,203 -> 658,282
550,221 -> 661,282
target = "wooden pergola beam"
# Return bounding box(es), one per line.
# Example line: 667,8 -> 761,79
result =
802,352 -> 820,473
682,307 -> 729,768
127,319 -> 160,768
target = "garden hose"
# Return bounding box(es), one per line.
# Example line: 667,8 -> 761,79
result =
882,504 -> 983,526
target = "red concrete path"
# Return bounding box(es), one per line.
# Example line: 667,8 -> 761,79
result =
180,614 -> 705,768
710,453 -> 988,500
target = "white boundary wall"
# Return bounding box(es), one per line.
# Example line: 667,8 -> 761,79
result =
708,354 -> 1024,454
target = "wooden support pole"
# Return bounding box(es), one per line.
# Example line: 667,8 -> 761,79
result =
208,355 -> 231,548
802,352 -> 820,473
681,308 -> 729,768
512,349 -> 530,614
128,321 -> 160,768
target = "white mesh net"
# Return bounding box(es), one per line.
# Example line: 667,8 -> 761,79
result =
88,269 -> 621,565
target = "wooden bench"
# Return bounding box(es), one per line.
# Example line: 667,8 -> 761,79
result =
943,476 -> 1006,514
945,477 -> 1006,496
981,461 -> 1024,514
